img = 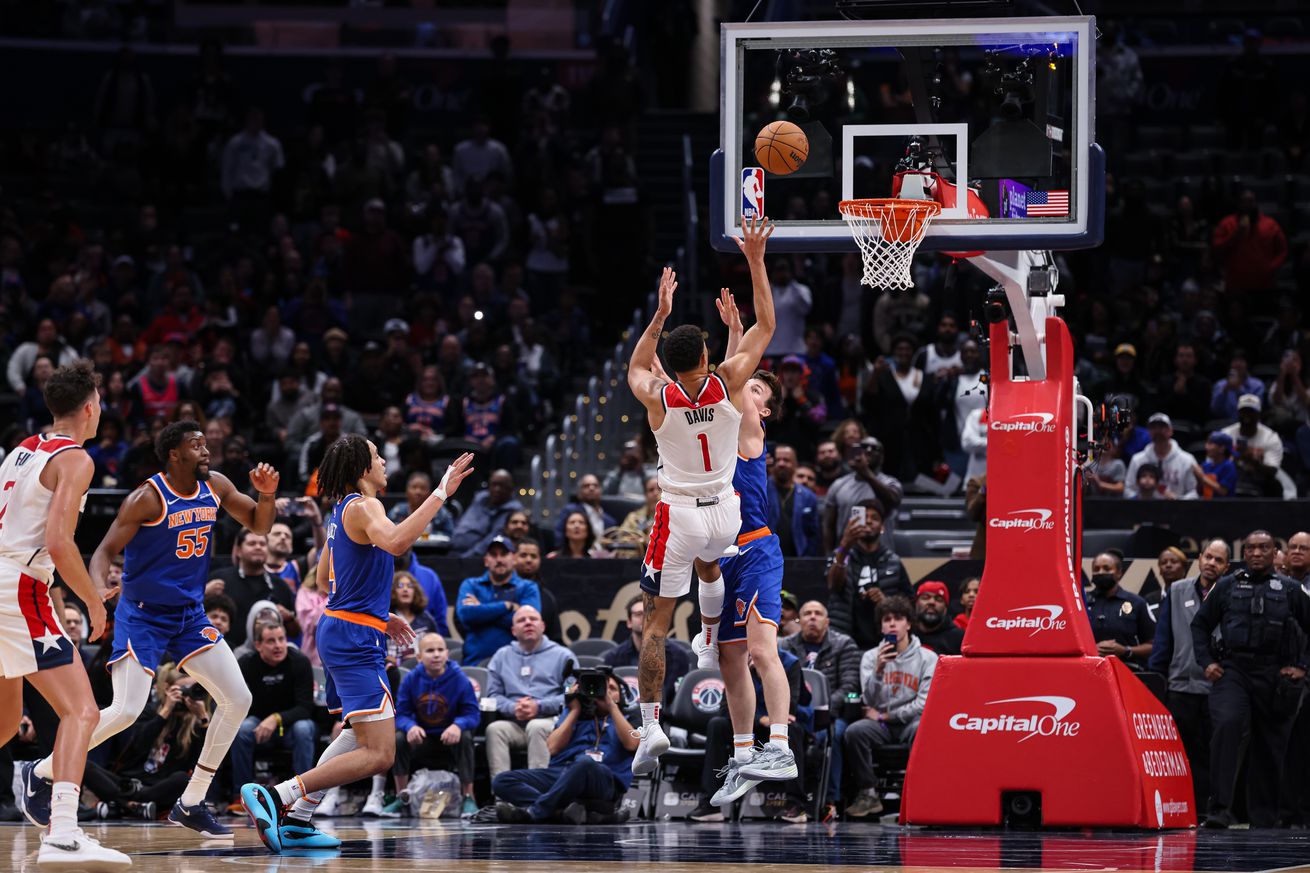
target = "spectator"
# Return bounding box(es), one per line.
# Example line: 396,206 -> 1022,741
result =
865,334 -> 935,482
1124,413 -> 1199,499
511,537 -> 561,642
60,604 -> 85,649
822,436 -> 904,550
844,595 -> 937,818
265,507 -> 321,592
284,377 -> 367,461
780,600 -> 860,811
18,356 -> 55,432
1221,394 -> 1284,472
1269,350 -> 1309,434
298,404 -> 345,487
231,621 -> 316,809
1149,538 -> 1230,813
602,594 -> 690,703
1094,344 -> 1150,407
602,441 -> 647,498
266,370 -> 317,446
204,593 -> 236,641
343,199 -> 410,295
934,339 -> 988,476
1195,432 -> 1238,499
221,108 -> 284,210
1132,463 -> 1166,500
1085,551 -> 1154,666
390,570 -> 438,665
555,474 -> 617,546
456,535 -> 541,665
959,406 -> 988,484
493,671 -> 636,824
484,606 -> 578,778
216,530 -> 298,649
452,118 -> 513,189
250,305 -> 295,370
763,258 -> 812,358
1212,189 -> 1288,295
616,476 -> 660,554
452,470 -> 526,557
449,179 -> 510,265
768,444 -> 821,557
451,364 -> 521,471
413,208 -> 466,294
1157,547 -> 1190,593
293,564 -> 327,667
1211,353 -> 1266,421
398,549 -> 448,637
912,313 -> 963,377
1288,531 -> 1310,591
954,577 -> 980,630
812,440 -> 844,496
394,633 -> 480,818
769,357 -> 825,460
779,590 -> 802,637
913,581 -> 964,655
801,327 -> 842,417
5,318 -> 78,392
404,366 -> 454,439
549,510 -> 603,559
826,498 -> 912,650
1156,343 -> 1213,425
389,472 -> 455,542
131,345 -> 189,422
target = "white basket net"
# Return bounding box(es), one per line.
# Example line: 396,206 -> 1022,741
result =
839,198 -> 941,290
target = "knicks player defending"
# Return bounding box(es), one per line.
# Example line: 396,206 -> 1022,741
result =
241,436 -> 473,855
0,362 -> 130,871
626,216 -> 775,774
705,292 -> 798,803
21,420 -> 280,843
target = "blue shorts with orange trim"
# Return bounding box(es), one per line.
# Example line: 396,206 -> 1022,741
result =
317,613 -> 392,722
109,597 -> 223,676
717,533 -> 783,643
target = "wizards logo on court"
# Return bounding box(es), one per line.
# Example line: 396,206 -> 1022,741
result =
200,627 -> 221,643
690,678 -> 726,713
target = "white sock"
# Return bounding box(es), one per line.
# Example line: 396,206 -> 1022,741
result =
698,577 -> 725,624
290,728 -> 357,821
733,733 -> 754,764
371,774 -> 386,794
49,782 -> 80,838
640,702 -> 660,728
179,765 -> 216,807
33,755 -> 53,781
274,774 -> 307,807
769,724 -> 789,750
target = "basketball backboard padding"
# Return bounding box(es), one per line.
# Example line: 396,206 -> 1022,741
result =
708,143 -> 1104,254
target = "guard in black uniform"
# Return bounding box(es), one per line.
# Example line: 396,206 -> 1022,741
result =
1085,551 -> 1155,666
1191,530 -> 1310,829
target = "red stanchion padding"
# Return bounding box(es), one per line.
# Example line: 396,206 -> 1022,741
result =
899,656 -> 1196,828
962,318 -> 1095,658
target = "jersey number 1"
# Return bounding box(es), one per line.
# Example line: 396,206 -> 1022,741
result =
175,525 -> 211,559
696,433 -> 712,472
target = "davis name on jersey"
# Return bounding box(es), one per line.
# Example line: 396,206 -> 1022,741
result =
652,373 -> 742,498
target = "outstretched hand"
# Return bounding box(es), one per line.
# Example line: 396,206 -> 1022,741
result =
715,288 -> 742,335
249,463 -> 280,495
656,266 -> 678,317
386,613 -> 416,648
733,215 -> 775,261
435,452 -> 476,501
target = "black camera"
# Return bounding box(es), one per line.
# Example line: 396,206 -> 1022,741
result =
183,683 -> 208,701
564,663 -> 615,717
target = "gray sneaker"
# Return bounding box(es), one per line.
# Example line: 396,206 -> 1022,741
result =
710,759 -> 762,805
846,789 -> 884,818
737,744 -> 798,781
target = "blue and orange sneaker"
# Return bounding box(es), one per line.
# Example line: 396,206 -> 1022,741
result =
168,799 -> 233,838
240,784 -> 283,853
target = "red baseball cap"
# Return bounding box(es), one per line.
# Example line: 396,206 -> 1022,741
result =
917,580 -> 950,605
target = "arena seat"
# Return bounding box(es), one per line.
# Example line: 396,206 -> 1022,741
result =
1080,529 -> 1133,557
569,638 -> 618,657
893,530 -> 976,557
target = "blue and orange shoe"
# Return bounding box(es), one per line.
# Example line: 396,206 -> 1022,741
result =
168,799 -> 233,838
240,784 -> 283,853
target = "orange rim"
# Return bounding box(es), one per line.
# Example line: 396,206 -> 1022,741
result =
839,198 -> 941,243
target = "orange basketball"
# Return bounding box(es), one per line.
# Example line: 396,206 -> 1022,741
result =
754,120 -> 809,175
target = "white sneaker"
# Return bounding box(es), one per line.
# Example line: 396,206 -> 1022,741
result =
317,786 -> 341,817
692,627 -> 719,670
361,790 -> 397,818
38,828 -> 131,871
631,723 -> 670,776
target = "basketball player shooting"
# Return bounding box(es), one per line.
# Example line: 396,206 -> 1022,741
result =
626,215 -> 775,775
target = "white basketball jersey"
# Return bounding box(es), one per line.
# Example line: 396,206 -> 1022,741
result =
0,433 -> 86,579
652,373 -> 742,498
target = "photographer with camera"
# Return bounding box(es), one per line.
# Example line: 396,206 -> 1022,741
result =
492,667 -> 637,824
826,499 -> 912,650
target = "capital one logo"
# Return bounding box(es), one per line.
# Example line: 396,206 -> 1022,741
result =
991,412 -> 1057,435
949,695 -> 1081,743
989,508 -> 1057,532
984,605 -> 1068,636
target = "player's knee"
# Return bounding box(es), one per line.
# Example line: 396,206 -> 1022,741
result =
746,637 -> 776,666
68,698 -> 101,730
372,742 -> 396,771
231,682 -> 254,713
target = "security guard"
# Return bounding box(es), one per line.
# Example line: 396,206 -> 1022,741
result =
1085,551 -> 1155,666
1191,530 -> 1310,829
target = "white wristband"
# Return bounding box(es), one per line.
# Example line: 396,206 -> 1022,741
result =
434,466 -> 454,502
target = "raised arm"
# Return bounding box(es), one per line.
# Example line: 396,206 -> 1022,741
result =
355,454 -> 475,556
626,266 -> 677,415
210,464 -> 280,534
715,287 -> 744,360
717,217 -> 776,395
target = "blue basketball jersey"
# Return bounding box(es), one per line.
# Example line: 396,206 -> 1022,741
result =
121,474 -> 221,607
733,449 -> 770,535
325,493 -> 394,622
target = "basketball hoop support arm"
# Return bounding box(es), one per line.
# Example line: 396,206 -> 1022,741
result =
968,249 -> 1061,382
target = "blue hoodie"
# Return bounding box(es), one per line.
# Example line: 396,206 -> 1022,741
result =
456,571 -> 542,665
486,638 -> 577,719
395,661 -> 481,734
407,552 -> 449,636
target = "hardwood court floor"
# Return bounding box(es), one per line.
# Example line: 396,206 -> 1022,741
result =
2,819 -> 1310,872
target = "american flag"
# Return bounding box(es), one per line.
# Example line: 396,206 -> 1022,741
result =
1026,190 -> 1069,217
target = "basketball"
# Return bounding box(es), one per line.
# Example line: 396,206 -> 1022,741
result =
754,120 -> 809,175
